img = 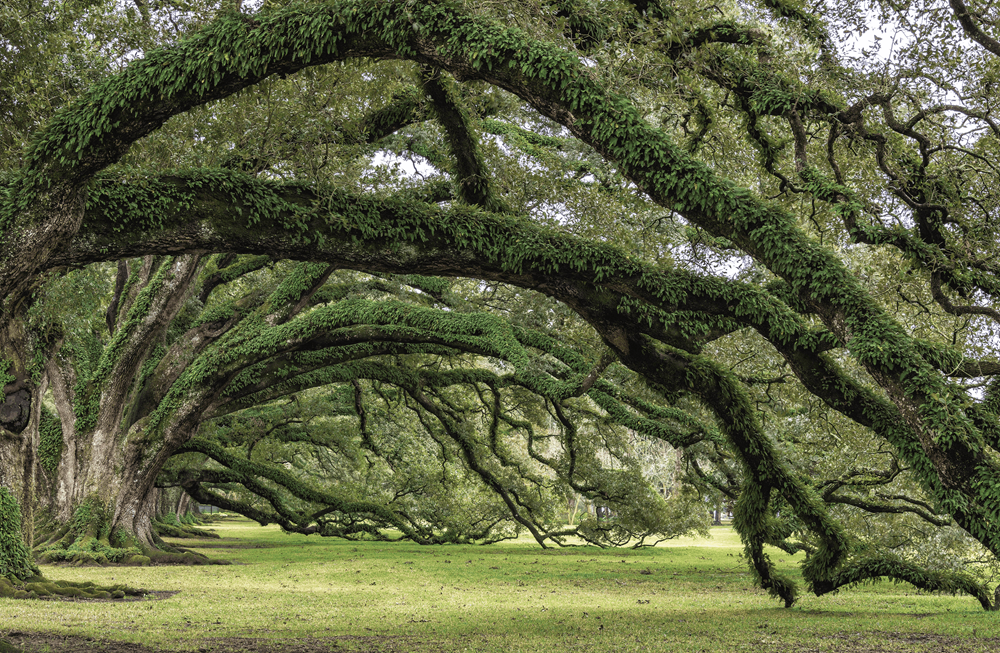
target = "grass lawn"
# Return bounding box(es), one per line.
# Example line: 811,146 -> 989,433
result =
3,519 -> 1000,652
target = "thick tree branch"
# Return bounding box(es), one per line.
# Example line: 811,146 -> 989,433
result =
949,0 -> 1000,57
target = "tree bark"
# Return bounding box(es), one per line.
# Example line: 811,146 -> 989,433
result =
33,256 -> 209,559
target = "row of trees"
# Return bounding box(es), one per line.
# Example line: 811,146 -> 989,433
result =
3,0 -> 1000,611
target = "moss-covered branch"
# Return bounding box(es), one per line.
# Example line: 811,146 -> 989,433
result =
420,67 -> 506,212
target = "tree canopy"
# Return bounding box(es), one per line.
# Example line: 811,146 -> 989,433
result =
4,0 -> 1000,611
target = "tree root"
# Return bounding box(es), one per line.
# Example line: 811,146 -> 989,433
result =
35,535 -> 146,566
144,548 -> 230,566
146,530 -> 230,565
0,574 -> 147,600
33,498 -> 226,567
152,520 -> 220,539
36,538 -> 230,567
36,529 -> 229,567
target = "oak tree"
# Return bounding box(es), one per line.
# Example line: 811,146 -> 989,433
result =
3,0 -> 1000,611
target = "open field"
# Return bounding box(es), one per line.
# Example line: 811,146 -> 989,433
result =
3,519 -> 1000,652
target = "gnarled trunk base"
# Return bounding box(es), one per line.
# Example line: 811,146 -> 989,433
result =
34,491 -> 226,566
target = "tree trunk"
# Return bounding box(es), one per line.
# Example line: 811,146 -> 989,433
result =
0,317 -> 45,550
33,414 -> 209,563
31,256 -> 219,563
112,427 -> 187,549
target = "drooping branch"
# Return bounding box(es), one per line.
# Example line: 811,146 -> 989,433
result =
177,436 -> 441,543
812,555 -> 996,611
823,493 -> 952,528
222,86 -> 433,174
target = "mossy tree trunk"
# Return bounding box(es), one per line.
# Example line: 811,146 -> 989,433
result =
33,256 -> 347,560
0,315 -> 48,551
33,255 -> 208,561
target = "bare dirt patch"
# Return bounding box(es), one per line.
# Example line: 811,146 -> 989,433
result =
2,632 -> 420,653
5,590 -> 178,603
4,629 -> 997,653
767,631 -> 1000,652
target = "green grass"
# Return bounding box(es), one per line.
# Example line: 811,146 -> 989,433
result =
2,520 -> 1000,651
